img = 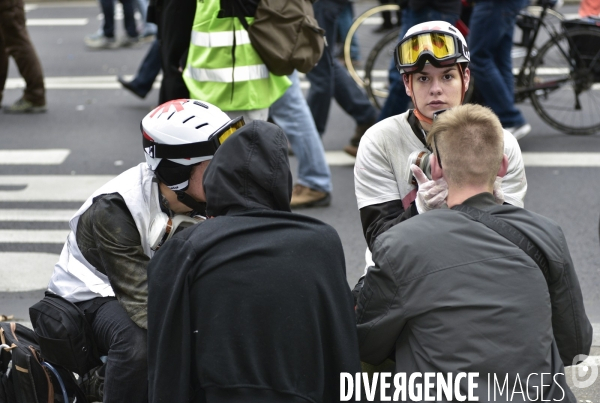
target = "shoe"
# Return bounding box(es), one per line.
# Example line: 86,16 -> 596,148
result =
290,184 -> 331,208
138,32 -> 156,44
505,123 -> 531,140
79,366 -> 104,402
84,32 -> 118,49
4,98 -> 46,114
119,35 -> 139,48
344,119 -> 375,157
118,76 -> 147,99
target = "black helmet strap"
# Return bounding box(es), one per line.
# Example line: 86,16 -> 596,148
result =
175,191 -> 207,215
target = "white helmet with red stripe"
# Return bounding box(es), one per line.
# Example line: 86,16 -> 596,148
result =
141,99 -> 244,191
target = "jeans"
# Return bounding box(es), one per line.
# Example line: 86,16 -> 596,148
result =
100,0 -> 137,38
0,0 -> 45,106
306,0 -> 378,135
135,0 -> 157,36
129,39 -> 161,97
378,7 -> 459,121
79,299 -> 148,403
271,71 -> 332,193
469,0 -> 528,127
337,2 -> 359,61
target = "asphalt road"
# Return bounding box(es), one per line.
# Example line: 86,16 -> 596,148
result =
0,1 -> 599,396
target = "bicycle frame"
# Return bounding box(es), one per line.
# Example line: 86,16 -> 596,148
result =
513,3 -> 586,105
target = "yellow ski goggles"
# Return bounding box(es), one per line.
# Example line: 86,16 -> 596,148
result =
395,32 -> 463,73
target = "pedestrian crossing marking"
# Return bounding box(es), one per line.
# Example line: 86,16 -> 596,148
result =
323,152 -> 600,168
0,176 -> 113,202
26,18 -> 88,26
0,149 -> 70,165
0,209 -> 75,222
0,230 -> 69,243
522,152 -> 600,167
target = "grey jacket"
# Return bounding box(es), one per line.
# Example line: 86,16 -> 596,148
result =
356,193 -> 592,402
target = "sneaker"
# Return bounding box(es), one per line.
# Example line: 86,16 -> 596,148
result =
4,98 -> 46,114
290,184 -> 331,208
119,35 -> 139,48
138,31 -> 156,44
505,123 -> 531,140
79,367 -> 104,402
84,32 -> 118,49
343,119 -> 375,157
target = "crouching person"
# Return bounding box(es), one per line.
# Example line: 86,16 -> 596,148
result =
39,100 -> 243,402
147,120 -> 362,403
355,105 -> 592,402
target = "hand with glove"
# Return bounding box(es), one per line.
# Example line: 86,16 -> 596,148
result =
410,164 -> 448,214
493,176 -> 504,204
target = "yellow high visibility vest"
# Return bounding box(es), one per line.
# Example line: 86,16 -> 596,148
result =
183,0 -> 291,111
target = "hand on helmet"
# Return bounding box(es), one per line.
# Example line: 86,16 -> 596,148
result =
411,164 -> 448,214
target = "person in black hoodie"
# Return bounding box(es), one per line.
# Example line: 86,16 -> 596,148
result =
147,120 -> 362,403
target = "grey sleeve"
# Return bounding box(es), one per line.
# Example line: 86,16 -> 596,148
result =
355,237 -> 406,365
548,227 -> 593,366
77,194 -> 150,329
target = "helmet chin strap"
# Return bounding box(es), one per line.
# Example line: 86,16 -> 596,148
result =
175,191 -> 207,216
406,63 -> 467,127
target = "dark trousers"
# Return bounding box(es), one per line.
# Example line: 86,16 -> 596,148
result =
130,39 -> 161,97
80,299 -> 148,403
99,0 -> 138,39
306,0 -> 377,135
0,0 -> 45,106
156,0 -> 196,103
469,0 -> 528,127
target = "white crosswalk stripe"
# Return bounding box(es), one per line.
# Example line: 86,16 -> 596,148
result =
27,18 -> 88,26
0,149 -> 70,165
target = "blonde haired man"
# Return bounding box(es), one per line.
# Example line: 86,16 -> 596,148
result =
356,104 -> 592,402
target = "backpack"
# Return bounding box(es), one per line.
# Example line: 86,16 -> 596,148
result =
236,0 -> 326,76
0,322 -> 85,403
29,292 -> 104,377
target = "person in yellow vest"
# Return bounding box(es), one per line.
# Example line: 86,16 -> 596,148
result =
183,0 -> 290,122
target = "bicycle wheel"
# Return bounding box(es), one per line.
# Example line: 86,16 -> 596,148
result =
528,28 -> 600,135
343,4 -> 401,89
364,28 -> 400,109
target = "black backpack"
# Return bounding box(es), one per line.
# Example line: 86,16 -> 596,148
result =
29,292 -> 104,377
0,322 -> 86,403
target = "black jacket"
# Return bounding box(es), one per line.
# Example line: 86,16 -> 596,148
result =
147,121 -> 361,403
357,193 -> 592,402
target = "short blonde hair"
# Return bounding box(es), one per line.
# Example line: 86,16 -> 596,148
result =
426,104 -> 504,188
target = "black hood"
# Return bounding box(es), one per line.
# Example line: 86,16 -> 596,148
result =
203,120 -> 292,216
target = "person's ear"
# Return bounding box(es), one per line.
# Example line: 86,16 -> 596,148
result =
497,154 -> 509,178
463,67 -> 471,91
403,74 -> 412,96
430,152 -> 443,180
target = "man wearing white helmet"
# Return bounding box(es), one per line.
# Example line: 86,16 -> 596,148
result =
42,99 -> 243,403
353,21 -> 527,289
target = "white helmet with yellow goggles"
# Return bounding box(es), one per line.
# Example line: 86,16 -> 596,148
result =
395,21 -> 470,74
141,99 -> 244,192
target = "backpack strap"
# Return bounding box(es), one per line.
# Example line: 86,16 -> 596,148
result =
452,204 -> 550,283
